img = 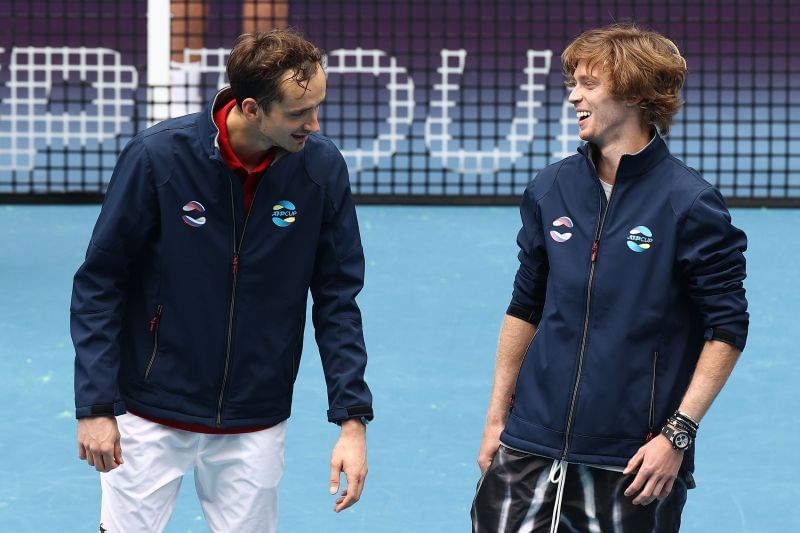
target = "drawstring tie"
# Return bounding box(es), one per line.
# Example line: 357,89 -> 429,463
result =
548,459 -> 568,533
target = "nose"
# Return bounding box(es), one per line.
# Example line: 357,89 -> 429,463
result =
567,86 -> 581,105
305,110 -> 320,133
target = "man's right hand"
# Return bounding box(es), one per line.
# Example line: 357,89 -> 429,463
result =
77,416 -> 123,472
477,422 -> 505,473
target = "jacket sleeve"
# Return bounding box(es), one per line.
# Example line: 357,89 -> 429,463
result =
310,153 -> 373,424
507,180 -> 550,325
676,186 -> 749,350
70,137 -> 157,418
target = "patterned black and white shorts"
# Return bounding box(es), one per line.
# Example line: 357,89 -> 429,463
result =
471,445 -> 694,533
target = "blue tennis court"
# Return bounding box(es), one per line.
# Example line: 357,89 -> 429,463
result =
0,204 -> 797,532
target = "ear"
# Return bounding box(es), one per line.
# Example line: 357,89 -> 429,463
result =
625,95 -> 644,108
240,97 -> 261,119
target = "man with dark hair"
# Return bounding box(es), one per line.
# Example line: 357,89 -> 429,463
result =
472,24 -> 748,532
72,29 -> 372,532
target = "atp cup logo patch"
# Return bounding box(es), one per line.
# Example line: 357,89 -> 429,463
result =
272,200 -> 297,227
549,216 -> 573,243
627,226 -> 654,252
181,200 -> 206,227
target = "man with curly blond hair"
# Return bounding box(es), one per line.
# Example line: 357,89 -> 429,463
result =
472,24 -> 748,532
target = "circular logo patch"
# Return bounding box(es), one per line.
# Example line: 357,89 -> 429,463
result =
627,226 -> 653,252
272,200 -> 297,227
181,200 -> 206,227
550,216 -> 573,243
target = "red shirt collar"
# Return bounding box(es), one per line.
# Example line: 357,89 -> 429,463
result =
213,99 -> 275,177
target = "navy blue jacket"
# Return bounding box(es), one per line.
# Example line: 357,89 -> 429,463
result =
502,135 -> 748,472
71,89 -> 373,429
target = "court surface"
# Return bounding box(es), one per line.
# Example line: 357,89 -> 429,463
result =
0,204 -> 797,532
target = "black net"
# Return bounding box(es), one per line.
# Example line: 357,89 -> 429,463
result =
0,0 -> 797,205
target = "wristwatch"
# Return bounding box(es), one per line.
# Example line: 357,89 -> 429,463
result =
661,423 -> 692,450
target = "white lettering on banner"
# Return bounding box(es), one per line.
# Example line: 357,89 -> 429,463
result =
174,47 -> 417,172
0,46 -> 579,174
425,49 -> 552,174
0,47 -> 138,171
325,48 -> 415,172
179,48 -> 229,90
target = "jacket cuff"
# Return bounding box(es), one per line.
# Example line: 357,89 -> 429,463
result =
704,327 -> 746,351
506,304 -> 540,325
76,400 -> 126,419
327,405 -> 374,424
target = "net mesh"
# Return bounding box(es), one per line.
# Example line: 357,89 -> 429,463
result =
0,0 -> 797,205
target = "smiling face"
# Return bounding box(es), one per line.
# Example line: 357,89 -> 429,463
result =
253,65 -> 326,152
567,60 -> 644,152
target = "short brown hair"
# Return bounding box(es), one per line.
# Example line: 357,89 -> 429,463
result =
562,23 -> 687,135
226,29 -> 323,111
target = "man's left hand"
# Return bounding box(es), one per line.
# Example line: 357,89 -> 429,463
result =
623,435 -> 683,505
329,419 -> 367,512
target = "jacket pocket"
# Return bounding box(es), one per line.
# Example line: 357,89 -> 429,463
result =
144,304 -> 163,379
647,351 -> 659,438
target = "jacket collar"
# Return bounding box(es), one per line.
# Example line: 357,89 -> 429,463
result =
199,87 -> 289,165
577,132 -> 670,180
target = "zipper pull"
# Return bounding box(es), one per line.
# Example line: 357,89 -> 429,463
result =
232,254 -> 239,275
591,241 -> 599,262
149,305 -> 163,332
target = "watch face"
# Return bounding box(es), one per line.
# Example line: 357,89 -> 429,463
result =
674,431 -> 690,449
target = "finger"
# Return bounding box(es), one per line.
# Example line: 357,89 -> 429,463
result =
356,468 -> 367,500
94,446 -> 116,473
354,468 -> 367,501
329,462 -> 341,495
623,468 -> 647,497
93,451 -> 107,472
632,475 -> 661,506
335,493 -> 358,512
114,440 -> 124,466
623,450 -> 643,476
104,449 -> 119,471
78,442 -> 87,461
86,447 -> 96,467
336,471 -> 360,512
657,477 -> 675,500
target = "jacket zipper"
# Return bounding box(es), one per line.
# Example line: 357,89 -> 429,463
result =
144,304 -> 163,379
215,166 -> 271,427
647,351 -> 659,440
562,184 -> 614,460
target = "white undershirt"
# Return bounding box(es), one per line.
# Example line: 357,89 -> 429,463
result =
593,132 -> 656,202
600,178 -> 613,201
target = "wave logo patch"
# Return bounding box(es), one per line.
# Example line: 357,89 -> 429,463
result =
627,226 -> 654,252
549,216 -> 574,243
272,200 -> 297,227
181,200 -> 206,228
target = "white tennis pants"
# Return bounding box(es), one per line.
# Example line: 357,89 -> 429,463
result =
99,413 -> 286,532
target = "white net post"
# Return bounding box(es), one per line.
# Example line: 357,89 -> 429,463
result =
147,0 -> 171,125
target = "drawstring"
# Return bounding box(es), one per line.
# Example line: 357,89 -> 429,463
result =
548,459 -> 568,533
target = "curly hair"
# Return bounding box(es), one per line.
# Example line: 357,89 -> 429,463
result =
226,28 -> 323,111
562,23 -> 687,135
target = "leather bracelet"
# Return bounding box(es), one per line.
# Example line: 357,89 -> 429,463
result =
667,416 -> 697,438
674,410 -> 699,429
